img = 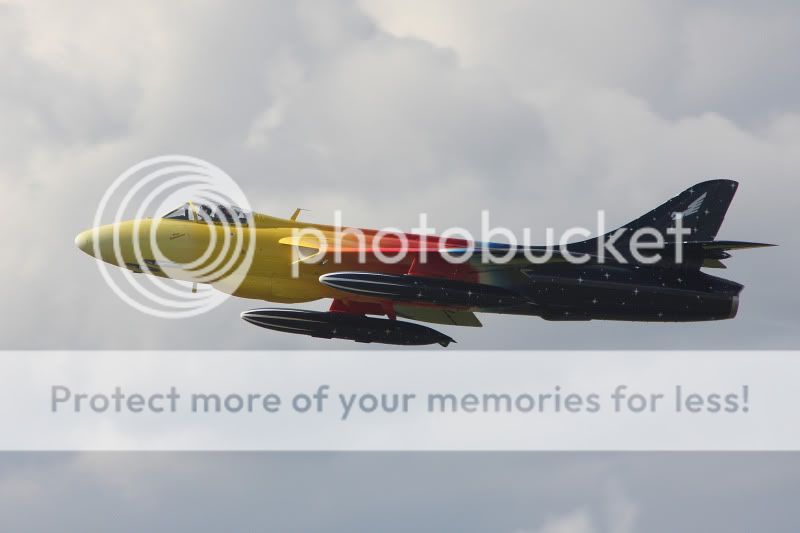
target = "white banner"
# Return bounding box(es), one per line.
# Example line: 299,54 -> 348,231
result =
1,350 -> 796,450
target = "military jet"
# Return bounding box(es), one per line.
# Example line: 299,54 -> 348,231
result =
75,179 -> 773,346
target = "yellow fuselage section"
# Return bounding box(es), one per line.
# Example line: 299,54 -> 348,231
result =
75,214 -> 408,304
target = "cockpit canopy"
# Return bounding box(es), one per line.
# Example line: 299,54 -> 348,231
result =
162,203 -> 250,224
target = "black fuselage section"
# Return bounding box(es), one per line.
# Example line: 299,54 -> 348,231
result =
515,264 -> 741,321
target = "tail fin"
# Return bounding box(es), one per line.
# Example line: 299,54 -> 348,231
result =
573,179 -> 739,255
615,179 -> 739,242
566,179 -> 776,268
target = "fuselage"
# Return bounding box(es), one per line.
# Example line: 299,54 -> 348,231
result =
75,209 -> 742,322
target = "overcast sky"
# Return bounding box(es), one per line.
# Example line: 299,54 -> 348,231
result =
2,1 -> 800,531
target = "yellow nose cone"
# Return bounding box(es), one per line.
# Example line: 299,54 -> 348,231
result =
74,229 -> 94,256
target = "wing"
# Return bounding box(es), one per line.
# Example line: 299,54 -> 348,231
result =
394,305 -> 482,327
326,297 -> 481,332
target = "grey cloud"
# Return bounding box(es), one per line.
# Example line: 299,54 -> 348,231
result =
0,453 -> 798,532
361,0 -> 800,127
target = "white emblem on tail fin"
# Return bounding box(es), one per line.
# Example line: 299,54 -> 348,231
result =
672,192 -> 707,220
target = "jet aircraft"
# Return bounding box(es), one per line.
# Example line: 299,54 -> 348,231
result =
75,180 -> 773,346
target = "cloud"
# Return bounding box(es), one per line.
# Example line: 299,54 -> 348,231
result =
515,481 -> 636,533
360,0 -> 800,126
0,452 -> 798,532
515,509 -> 595,533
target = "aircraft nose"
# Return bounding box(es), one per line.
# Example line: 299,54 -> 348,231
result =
74,229 -> 94,256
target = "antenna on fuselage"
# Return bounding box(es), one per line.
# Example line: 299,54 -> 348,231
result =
290,208 -> 309,221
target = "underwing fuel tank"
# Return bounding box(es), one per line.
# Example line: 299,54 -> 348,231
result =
240,308 -> 455,347
319,272 -> 528,308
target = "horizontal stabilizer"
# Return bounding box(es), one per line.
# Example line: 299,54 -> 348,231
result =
697,240 -> 776,251
690,241 -> 776,269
